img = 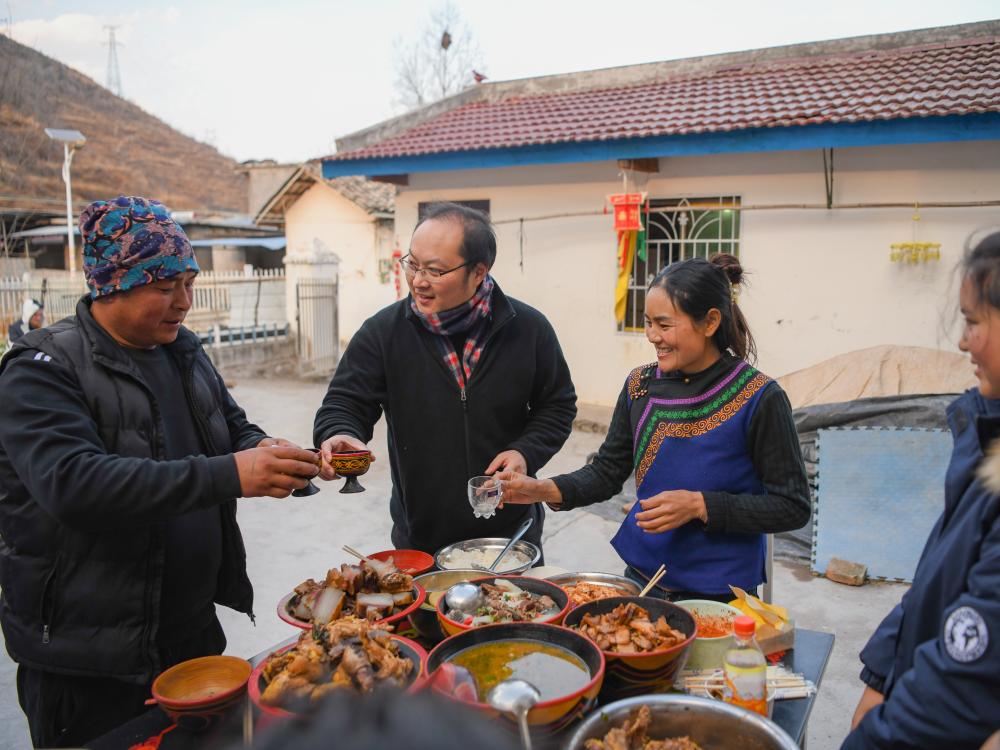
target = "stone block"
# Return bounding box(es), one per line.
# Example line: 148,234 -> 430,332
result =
825,557 -> 868,586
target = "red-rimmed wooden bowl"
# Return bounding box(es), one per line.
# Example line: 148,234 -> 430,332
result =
563,595 -> 696,700
435,576 -> 569,638
248,635 -> 427,729
150,655 -> 252,731
426,622 -> 605,736
369,549 -> 435,576
277,583 -> 426,630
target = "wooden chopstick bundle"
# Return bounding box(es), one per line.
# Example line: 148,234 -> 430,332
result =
679,665 -> 816,701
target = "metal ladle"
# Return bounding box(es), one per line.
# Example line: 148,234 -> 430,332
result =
487,678 -> 541,750
444,582 -> 482,615
473,516 -> 534,573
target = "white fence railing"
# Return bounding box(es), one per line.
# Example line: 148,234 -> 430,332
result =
2,269 -> 287,336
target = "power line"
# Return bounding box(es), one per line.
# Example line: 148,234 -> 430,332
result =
103,25 -> 123,97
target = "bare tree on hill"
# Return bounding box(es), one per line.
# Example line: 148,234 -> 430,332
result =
393,2 -> 486,110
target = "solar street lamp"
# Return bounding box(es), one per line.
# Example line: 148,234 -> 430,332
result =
44,128 -> 86,275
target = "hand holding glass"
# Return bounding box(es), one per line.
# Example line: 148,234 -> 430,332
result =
468,475 -> 503,519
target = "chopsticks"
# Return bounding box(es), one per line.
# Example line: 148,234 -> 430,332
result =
680,666 -> 816,700
638,564 -> 667,596
342,545 -> 373,563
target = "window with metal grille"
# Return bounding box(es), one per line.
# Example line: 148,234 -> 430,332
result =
619,196 -> 741,332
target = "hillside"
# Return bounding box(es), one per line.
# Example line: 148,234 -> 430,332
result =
0,33 -> 246,213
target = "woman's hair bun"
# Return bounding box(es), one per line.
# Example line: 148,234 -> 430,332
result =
710,252 -> 744,286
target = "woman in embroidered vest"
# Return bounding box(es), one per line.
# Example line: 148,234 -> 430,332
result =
497,253 -> 810,601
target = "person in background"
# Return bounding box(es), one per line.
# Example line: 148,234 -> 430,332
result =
844,230 -> 1000,750
314,202 -> 576,556
7,297 -> 44,343
497,254 -> 810,601
236,688 -> 518,750
0,196 -> 320,748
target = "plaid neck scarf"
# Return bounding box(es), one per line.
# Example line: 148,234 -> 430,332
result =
410,275 -> 495,390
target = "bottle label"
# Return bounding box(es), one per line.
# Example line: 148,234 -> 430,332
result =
723,663 -> 768,716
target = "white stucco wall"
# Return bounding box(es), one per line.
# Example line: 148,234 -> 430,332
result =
393,141 -> 1000,407
284,183 -> 397,347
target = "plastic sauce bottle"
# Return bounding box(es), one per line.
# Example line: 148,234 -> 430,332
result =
723,614 -> 768,716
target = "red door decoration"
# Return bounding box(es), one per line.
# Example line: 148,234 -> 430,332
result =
609,193 -> 648,325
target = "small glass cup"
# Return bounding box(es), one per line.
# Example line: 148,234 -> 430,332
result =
468,475 -> 503,519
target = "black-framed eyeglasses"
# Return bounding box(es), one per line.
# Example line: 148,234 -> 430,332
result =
398,253 -> 474,281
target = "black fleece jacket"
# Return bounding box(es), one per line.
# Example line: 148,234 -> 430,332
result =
314,284 -> 577,554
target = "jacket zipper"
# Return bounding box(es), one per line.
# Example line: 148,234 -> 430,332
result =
40,557 -> 60,644
460,386 -> 472,478
180,359 -> 256,622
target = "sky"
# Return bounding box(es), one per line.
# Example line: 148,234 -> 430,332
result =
5,0 -> 998,164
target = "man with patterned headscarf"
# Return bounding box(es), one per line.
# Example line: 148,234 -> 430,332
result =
0,196 -> 320,747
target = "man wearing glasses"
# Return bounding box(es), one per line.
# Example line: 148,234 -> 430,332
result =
314,202 -> 576,555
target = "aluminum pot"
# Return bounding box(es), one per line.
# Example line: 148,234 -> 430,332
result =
564,694 -> 798,750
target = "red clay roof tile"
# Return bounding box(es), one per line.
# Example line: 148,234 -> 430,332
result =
332,38 -> 1000,161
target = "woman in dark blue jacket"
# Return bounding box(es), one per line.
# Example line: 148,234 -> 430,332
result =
844,230 -> 1000,749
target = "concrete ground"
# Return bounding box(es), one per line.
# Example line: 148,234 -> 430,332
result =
0,378 -> 907,750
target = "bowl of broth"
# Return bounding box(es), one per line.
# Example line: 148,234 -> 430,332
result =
411,568 -> 484,643
427,622 -> 605,735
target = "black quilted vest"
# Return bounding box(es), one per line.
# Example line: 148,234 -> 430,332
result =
0,297 -> 252,683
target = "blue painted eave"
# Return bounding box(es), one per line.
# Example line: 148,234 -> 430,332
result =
322,113 -> 1000,178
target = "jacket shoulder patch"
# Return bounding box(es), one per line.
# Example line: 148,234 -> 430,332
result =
944,606 -> 989,663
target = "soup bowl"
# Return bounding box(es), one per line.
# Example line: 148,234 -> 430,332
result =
249,634 -> 427,730
566,694 -> 798,750
563,595 -> 696,700
676,599 -> 743,671
411,568 -> 484,643
435,576 -> 570,638
277,582 -> 426,631
150,655 -> 252,732
426,622 -> 605,735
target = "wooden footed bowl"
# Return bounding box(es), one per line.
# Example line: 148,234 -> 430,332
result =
329,451 -> 371,476
330,450 -> 372,493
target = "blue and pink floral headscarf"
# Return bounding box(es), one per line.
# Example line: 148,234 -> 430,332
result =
80,196 -> 199,298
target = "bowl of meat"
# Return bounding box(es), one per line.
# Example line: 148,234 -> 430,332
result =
278,557 -> 425,630
435,576 -> 570,638
411,568 -> 485,643
563,596 -> 696,700
566,696 -> 799,750
676,599 -> 743,671
426,622 -> 605,736
250,617 -> 427,729
545,572 -> 641,609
